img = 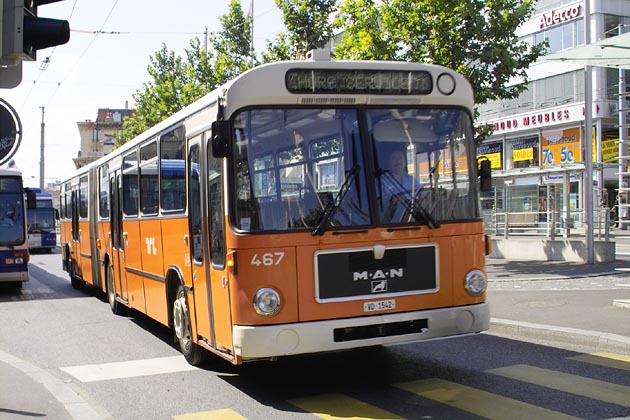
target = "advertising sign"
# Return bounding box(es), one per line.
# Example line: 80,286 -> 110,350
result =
593,138 -> 620,163
0,99 -> 22,166
541,127 -> 581,166
477,142 -> 502,169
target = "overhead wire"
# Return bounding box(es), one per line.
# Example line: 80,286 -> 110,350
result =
23,2 -> 280,111
43,0 -> 120,108
18,0 -> 78,112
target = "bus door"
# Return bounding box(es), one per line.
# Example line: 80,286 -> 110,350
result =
121,151 -> 145,311
70,188 -> 81,276
110,172 -> 128,302
205,138 -> 232,353
189,139 -> 232,354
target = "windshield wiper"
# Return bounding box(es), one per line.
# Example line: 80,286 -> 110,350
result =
312,165 -> 360,236
403,196 -> 439,228
378,170 -> 439,228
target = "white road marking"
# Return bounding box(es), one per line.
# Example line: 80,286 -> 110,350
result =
60,355 -> 198,383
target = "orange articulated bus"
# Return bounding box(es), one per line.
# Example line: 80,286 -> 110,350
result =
60,54 -> 492,366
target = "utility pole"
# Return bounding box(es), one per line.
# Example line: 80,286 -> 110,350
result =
203,26 -> 208,55
40,106 -> 45,190
584,0 -> 594,263
619,24 -> 629,231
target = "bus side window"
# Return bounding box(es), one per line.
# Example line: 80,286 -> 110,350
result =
123,152 -> 139,217
160,127 -> 186,213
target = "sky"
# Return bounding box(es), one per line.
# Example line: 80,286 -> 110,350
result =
1,0 -> 283,188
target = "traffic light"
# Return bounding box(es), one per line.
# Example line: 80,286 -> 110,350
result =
1,0 -> 69,65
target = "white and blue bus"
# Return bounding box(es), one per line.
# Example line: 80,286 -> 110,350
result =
26,188 -> 57,253
0,167 -> 33,288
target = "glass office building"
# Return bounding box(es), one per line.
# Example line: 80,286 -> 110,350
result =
476,0 -> 630,231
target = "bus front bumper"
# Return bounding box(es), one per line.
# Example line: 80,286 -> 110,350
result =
233,303 -> 490,361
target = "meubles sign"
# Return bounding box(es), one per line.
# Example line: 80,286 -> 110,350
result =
540,4 -> 581,28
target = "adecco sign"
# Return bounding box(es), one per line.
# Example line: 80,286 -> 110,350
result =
0,99 -> 22,166
540,4 -> 582,29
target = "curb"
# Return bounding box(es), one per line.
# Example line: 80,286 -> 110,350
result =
488,318 -> 630,356
487,269 -> 630,283
0,349 -> 113,420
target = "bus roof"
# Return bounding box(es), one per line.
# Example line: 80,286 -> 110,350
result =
0,167 -> 23,177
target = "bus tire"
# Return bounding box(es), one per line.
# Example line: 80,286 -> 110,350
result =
106,264 -> 124,315
69,262 -> 84,290
173,284 -> 207,366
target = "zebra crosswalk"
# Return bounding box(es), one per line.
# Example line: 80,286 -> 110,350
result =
172,352 -> 630,420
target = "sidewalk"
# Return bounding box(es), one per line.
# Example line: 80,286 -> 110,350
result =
485,257 -> 630,356
0,350 -> 116,420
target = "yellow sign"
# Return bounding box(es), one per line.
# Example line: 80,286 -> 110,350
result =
477,152 -> 502,169
592,138 -> 619,163
513,148 -> 533,162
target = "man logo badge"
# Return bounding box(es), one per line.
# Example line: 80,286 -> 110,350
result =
371,280 -> 387,293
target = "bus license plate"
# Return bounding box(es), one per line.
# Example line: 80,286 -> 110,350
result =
364,299 -> 395,312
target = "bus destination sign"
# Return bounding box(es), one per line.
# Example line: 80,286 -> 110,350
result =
285,69 -> 433,95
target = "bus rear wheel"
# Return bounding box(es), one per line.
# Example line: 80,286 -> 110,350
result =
173,285 -> 207,366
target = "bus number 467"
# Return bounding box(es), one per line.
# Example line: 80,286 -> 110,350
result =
250,252 -> 285,267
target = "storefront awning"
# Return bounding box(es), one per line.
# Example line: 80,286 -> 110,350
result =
544,33 -> 630,69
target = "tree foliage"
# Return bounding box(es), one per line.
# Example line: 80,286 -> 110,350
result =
261,0 -> 337,62
211,0 -> 256,83
334,0 -> 546,108
117,0 -> 252,145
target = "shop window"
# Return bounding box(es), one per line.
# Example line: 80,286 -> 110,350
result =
506,135 -> 539,169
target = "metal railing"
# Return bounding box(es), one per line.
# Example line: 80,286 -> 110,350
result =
483,207 -> 614,241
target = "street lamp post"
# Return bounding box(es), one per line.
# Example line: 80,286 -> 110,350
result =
40,106 -> 45,190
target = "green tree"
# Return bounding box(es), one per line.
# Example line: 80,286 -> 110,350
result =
211,0 -> 255,83
260,32 -> 294,63
117,43 -> 193,145
118,0 -> 253,145
334,0 -> 546,137
261,0 -> 337,61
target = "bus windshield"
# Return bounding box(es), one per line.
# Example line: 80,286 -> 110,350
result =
0,177 -> 26,245
27,209 -> 55,234
231,107 -> 478,232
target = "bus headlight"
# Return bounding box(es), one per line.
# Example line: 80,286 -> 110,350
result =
253,288 -> 281,316
14,257 -> 23,264
464,270 -> 487,296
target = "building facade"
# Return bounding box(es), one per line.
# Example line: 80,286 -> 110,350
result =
73,107 -> 134,169
476,0 -> 630,230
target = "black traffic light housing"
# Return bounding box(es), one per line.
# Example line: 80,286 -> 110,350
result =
1,0 -> 70,65
23,0 -> 70,60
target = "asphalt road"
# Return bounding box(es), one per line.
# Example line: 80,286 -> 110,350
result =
1,248 -> 630,420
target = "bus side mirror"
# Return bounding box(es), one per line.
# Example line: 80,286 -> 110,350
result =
211,120 -> 232,158
25,188 -> 37,209
478,158 -> 492,192
54,208 -> 60,220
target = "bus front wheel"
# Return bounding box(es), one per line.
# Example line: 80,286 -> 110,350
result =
173,285 -> 207,366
